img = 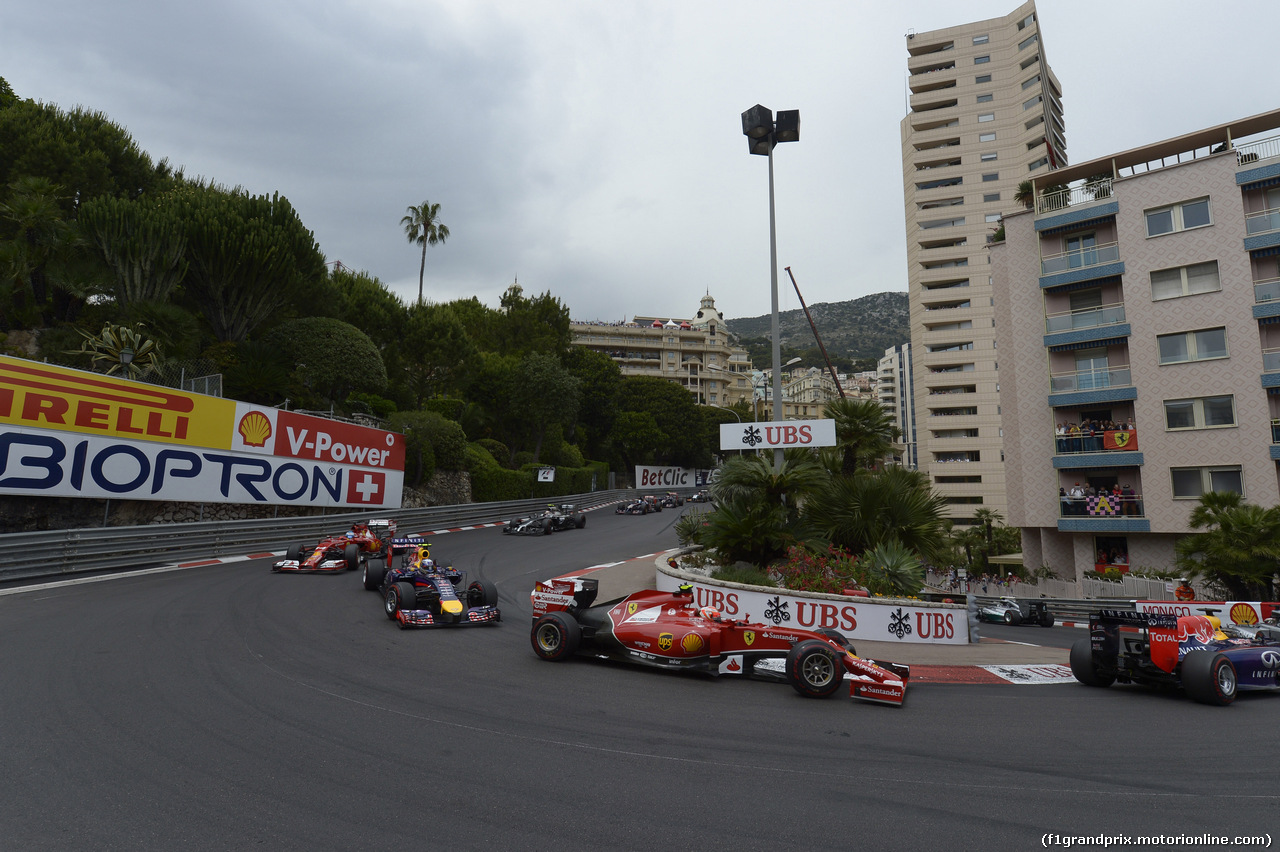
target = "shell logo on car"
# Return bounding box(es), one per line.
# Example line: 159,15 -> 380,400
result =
681,633 -> 705,654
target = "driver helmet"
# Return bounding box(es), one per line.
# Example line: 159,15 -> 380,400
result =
345,531 -> 356,540
698,606 -> 721,622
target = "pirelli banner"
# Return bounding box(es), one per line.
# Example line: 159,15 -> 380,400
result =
0,356 -> 405,508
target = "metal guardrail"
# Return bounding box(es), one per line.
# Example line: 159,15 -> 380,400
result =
0,490 -> 636,584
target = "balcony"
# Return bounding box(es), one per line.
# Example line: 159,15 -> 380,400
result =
1262,348 -> 1280,390
1057,489 -> 1150,532
1048,366 -> 1136,407
1040,242 -> 1120,276
1044,303 -> 1125,334
1246,207 -> 1280,236
1036,179 -> 1113,215
1052,427 -> 1142,469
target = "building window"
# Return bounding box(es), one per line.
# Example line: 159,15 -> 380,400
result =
1151,261 -> 1221,300
1021,74 -> 1041,90
1023,94 -> 1043,110
976,94 -> 994,104
979,132 -> 996,142
984,213 -> 1001,223
983,192 -> 1000,202
981,172 -> 998,182
1156,327 -> 1228,364
974,55 -> 990,64
1163,395 -> 1235,430
980,152 -> 997,161
977,113 -> 995,123
1028,157 -> 1049,171
1018,12 -> 1036,29
975,74 -> 992,84
1020,53 -> 1039,71
1171,466 -> 1243,499
972,34 -> 989,44
1145,198 -> 1212,236
1018,33 -> 1039,50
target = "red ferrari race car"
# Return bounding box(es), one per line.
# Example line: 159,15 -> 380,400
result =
529,576 -> 909,706
272,519 -> 394,573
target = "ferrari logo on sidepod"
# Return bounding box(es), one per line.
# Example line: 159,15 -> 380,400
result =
627,602 -> 638,616
658,633 -> 673,651
743,631 -> 755,646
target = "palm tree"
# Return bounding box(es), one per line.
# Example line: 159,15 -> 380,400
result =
1175,492 -> 1280,599
400,201 -> 449,304
823,397 -> 900,474
1014,180 -> 1035,209
803,465 -> 951,566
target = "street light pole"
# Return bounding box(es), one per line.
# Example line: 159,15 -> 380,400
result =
742,104 -> 799,473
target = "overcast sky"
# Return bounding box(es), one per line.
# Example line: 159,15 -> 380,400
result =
4,1 -> 1277,324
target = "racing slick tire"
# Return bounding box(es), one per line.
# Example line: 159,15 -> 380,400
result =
1182,651 -> 1237,706
1038,611 -> 1055,628
815,628 -> 854,655
363,559 -> 386,592
531,612 -> 581,661
287,542 -> 307,563
385,581 -> 417,620
785,640 -> 844,699
1069,638 -> 1115,688
1008,609 -> 1022,626
344,543 -> 360,571
542,520 -> 553,536
576,515 -> 586,529
467,579 -> 498,608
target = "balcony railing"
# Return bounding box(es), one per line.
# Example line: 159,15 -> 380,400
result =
1036,178 -> 1113,215
1045,302 -> 1126,333
1237,134 -> 1280,164
1255,277 -> 1280,304
1246,207 -> 1280,236
1049,367 -> 1132,394
1263,348 -> 1280,373
1040,242 -> 1120,276
1058,491 -> 1144,518
1054,428 -> 1138,454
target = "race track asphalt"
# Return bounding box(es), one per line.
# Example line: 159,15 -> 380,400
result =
1,503 -> 1275,850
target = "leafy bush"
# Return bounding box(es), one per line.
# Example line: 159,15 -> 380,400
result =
860,540 -> 925,597
424,398 -> 466,421
465,444 -> 531,502
673,508 -> 710,546
771,545 -> 863,595
711,564 -> 772,587
475,438 -> 510,467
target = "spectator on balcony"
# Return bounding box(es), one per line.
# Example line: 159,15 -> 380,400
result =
1059,487 -> 1070,516
1056,423 -> 1067,453
1068,423 -> 1082,453
1068,482 -> 1085,515
1121,483 -> 1138,516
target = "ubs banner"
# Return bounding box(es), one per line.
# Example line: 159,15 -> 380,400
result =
718,419 -> 836,452
0,356 -> 405,508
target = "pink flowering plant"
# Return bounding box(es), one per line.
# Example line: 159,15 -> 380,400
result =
770,545 -> 866,595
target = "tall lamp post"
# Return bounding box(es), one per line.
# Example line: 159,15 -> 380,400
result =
741,104 -> 799,472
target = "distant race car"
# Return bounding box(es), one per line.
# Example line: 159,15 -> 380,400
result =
272,519 -> 394,573
1071,609 -> 1280,705
529,576 -> 910,706
503,505 -> 579,535
686,490 -> 713,503
642,495 -> 663,512
658,492 -> 684,508
977,597 -> 1055,627
363,542 -> 500,629
614,499 -> 652,515
546,504 -> 586,531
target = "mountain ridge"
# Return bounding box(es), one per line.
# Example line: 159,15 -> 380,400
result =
725,291 -> 909,362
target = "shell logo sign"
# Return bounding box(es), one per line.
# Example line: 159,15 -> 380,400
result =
237,411 -> 272,447
1230,603 -> 1260,625
681,633 -> 705,654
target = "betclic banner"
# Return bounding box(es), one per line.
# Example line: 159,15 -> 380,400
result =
0,356 -> 404,508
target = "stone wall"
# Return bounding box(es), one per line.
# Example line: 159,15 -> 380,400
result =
0,470 -> 473,533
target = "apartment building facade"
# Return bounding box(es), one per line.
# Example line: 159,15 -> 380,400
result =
902,0 -> 1065,523
991,109 -> 1280,583
877,343 -> 918,470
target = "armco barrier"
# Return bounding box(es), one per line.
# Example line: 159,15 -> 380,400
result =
0,490 -> 634,584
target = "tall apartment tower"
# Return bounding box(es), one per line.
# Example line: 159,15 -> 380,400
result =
901,0 -> 1065,523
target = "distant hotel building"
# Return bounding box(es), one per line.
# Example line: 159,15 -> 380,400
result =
901,0 -> 1065,522
992,108 -> 1280,583
878,343 -> 918,470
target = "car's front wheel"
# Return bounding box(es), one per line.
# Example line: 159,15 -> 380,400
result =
785,640 -> 844,699
531,612 -> 581,661
344,543 -> 360,571
385,581 -> 416,620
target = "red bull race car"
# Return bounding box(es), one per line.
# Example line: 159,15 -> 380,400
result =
529,576 -> 910,706
1071,609 -> 1280,705
364,542 -> 500,629
271,519 -> 394,573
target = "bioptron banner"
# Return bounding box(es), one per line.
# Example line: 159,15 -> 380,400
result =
0,355 -> 404,508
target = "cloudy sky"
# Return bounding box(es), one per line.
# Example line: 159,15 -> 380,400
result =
4,1 -> 1277,323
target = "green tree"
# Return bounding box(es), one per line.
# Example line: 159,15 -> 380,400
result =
508,351 -> 580,463
824,397 -> 900,473
400,302 -> 478,407
78,193 -> 188,308
172,184 -> 326,342
65,321 -> 164,379
496,283 -> 572,359
1174,492 -> 1280,599
264,317 -> 387,407
616,375 -> 707,468
803,466 -> 950,566
712,450 -> 829,515
401,200 -> 449,304
564,346 -> 621,459
610,411 -> 664,476
1014,180 -> 1034,209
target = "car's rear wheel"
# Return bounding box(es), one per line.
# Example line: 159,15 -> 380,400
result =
1008,609 -> 1022,626
785,640 -> 844,699
385,581 -> 416,619
344,543 -> 360,571
1039,611 -> 1054,628
1182,650 -> 1237,706
363,558 -> 386,592
531,612 -> 580,661
576,515 -> 586,529
1070,638 -> 1114,688
1003,609 -> 1015,625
